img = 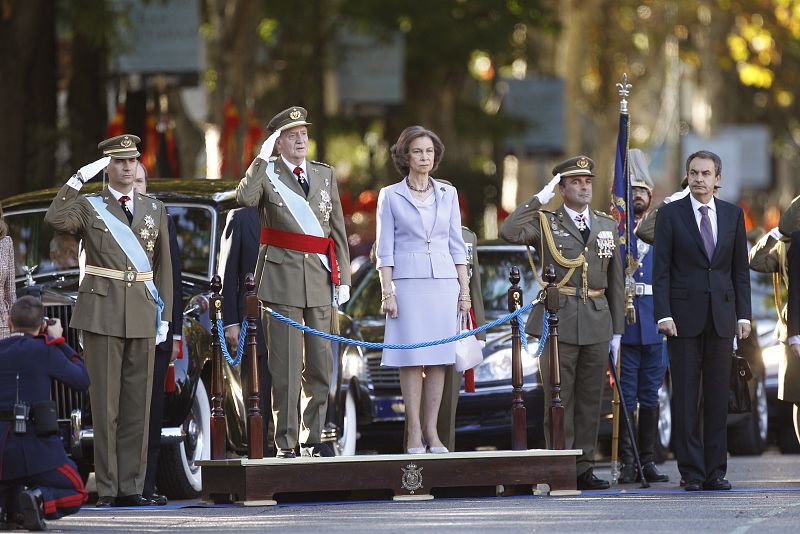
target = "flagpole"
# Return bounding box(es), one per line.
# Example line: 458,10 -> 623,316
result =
610,73 -> 632,485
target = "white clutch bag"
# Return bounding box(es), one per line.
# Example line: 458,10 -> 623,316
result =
454,312 -> 483,372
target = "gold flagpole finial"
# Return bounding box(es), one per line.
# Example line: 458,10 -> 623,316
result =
616,73 -> 632,114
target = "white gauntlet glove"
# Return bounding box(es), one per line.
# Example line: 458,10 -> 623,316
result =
68,157 -> 111,190
768,226 -> 784,241
337,285 -> 350,306
534,174 -> 561,204
664,185 -> 690,204
609,334 -> 622,366
155,320 -> 170,345
257,129 -> 282,162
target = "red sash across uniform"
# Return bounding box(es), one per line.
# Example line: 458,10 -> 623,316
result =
260,227 -> 340,285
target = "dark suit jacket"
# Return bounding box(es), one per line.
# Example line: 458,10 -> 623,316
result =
653,195 -> 751,338
787,231 -> 800,338
157,215 -> 183,352
0,335 -> 89,480
219,207 -> 266,355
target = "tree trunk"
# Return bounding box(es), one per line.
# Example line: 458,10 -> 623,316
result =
0,1 -> 57,197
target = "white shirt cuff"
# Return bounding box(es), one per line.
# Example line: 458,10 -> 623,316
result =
737,319 -> 750,325
67,175 -> 84,190
172,335 -> 182,341
657,317 -> 673,324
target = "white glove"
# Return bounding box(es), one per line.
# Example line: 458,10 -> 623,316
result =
664,186 -> 690,204
534,174 -> 561,204
609,334 -> 622,366
155,320 -> 170,344
337,285 -> 350,306
768,227 -> 784,241
77,156 -> 111,183
257,129 -> 282,162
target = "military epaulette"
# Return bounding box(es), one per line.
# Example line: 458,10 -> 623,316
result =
593,209 -> 614,221
310,160 -> 332,169
138,192 -> 159,201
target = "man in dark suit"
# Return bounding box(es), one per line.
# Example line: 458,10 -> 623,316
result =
133,164 -> 183,505
653,150 -> 751,492
0,296 -> 89,530
219,207 -> 273,456
786,230 -> 800,447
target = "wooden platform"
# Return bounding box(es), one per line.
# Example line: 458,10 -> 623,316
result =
197,449 -> 582,505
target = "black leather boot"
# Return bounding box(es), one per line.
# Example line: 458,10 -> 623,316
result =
618,411 -> 637,483
639,406 -> 669,483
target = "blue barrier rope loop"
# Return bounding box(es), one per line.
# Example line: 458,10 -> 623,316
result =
535,310 -> 549,358
262,301 -> 536,350
216,319 -> 248,366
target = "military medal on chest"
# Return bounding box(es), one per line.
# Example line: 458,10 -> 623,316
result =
596,230 -> 616,258
142,214 -> 158,252
318,190 -> 332,224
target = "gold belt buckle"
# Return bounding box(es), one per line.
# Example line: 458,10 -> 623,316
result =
126,271 -> 136,282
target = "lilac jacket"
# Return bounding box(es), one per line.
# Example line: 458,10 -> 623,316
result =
375,178 -> 468,279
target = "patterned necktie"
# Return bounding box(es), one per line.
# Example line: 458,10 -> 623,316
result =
293,166 -> 309,196
119,195 -> 133,225
698,205 -> 715,260
575,214 -> 590,242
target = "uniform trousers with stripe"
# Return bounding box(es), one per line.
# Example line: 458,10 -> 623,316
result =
0,460 -> 87,520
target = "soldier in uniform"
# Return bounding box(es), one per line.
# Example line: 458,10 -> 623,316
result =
618,150 -> 669,483
0,296 -> 89,530
500,156 -> 625,490
44,134 -> 173,506
237,107 -> 351,458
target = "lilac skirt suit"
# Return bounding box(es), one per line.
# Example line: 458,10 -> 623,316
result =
375,178 -> 468,367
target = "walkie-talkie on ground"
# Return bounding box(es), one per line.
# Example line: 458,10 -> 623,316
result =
14,373 -> 29,434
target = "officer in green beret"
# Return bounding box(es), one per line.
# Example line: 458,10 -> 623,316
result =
237,107 -> 351,458
45,134 -> 173,507
500,155 -> 625,490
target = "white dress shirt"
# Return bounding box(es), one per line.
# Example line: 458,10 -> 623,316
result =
107,185 -> 135,216
563,204 -> 591,231
282,156 -> 307,183
689,194 -> 717,244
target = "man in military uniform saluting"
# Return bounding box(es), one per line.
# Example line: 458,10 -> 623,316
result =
237,107 -> 351,458
45,135 -> 173,506
500,156 -> 624,490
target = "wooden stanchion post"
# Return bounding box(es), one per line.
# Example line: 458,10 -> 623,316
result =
209,275 -> 227,460
245,274 -> 264,459
509,266 -> 527,450
544,265 -> 565,449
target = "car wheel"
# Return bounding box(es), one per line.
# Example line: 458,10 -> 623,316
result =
654,382 -> 672,464
156,380 -> 211,498
335,388 -> 358,456
728,376 -> 768,456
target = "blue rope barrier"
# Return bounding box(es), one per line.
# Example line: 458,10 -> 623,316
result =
534,310 -> 549,358
516,315 -> 530,354
216,319 -> 248,366
264,301 -> 535,350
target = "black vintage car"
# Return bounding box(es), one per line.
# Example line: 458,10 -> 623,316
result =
1,179 -> 358,497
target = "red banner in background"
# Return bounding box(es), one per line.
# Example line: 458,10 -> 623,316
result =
106,103 -> 126,138
220,99 -> 240,179
140,107 -> 159,176
242,107 -> 264,173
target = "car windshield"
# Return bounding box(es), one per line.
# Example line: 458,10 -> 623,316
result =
5,204 -> 217,281
6,209 -> 79,278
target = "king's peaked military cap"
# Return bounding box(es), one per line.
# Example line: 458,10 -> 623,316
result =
267,106 -> 312,133
553,155 -> 594,178
98,134 -> 141,159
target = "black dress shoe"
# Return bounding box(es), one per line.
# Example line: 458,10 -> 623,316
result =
576,469 -> 611,490
642,462 -> 670,483
275,448 -> 296,459
114,494 -> 154,507
145,493 -> 168,506
18,488 -> 46,531
300,442 -> 335,457
619,463 -> 637,484
704,478 -> 732,491
684,480 -> 704,491
95,496 -> 115,507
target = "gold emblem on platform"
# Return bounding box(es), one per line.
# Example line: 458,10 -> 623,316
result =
289,108 -> 302,120
401,463 -> 424,494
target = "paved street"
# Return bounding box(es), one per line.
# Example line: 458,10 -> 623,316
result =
46,450 -> 800,533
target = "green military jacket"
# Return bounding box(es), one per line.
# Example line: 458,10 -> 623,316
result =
499,198 -> 624,345
236,156 -> 351,308
44,185 -> 173,339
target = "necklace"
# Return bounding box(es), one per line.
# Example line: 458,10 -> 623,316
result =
406,177 -> 432,193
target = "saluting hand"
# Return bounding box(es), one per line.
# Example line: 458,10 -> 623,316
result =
534,173 -> 562,205
77,156 -> 111,182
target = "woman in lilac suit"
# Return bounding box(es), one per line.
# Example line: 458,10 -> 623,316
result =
375,126 -> 471,454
